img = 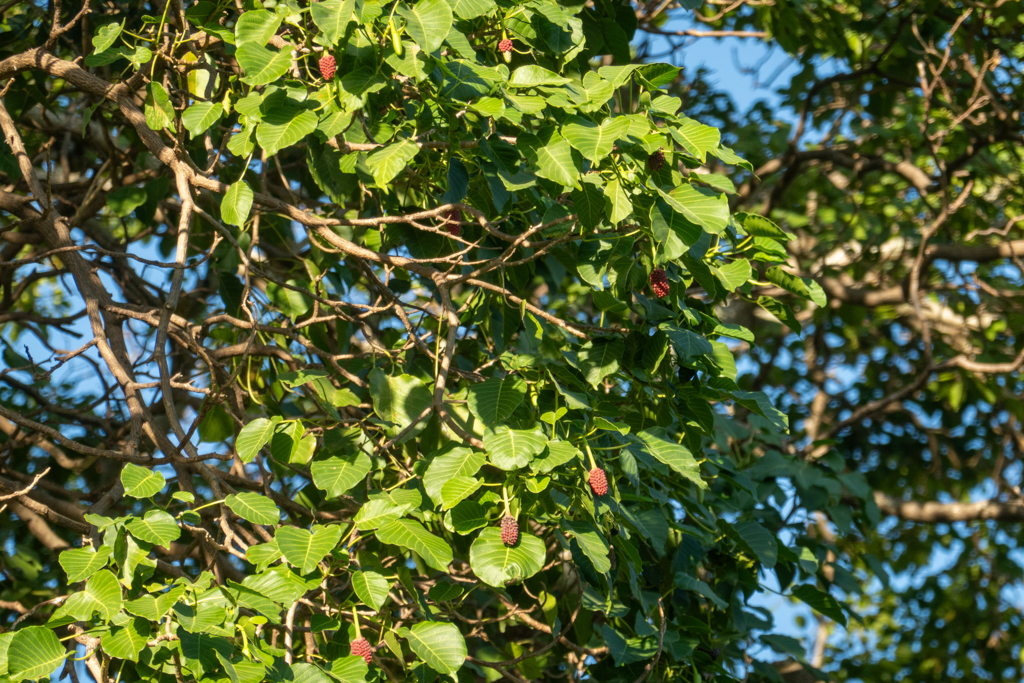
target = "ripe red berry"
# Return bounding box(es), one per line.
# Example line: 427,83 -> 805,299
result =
588,467 -> 608,497
647,149 -> 665,173
650,268 -> 670,298
350,637 -> 373,664
498,39 -> 514,53
444,208 -> 461,237
319,54 -> 336,80
500,516 -> 519,546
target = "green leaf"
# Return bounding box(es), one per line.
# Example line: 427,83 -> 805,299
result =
246,540 -> 283,572
713,322 -> 755,343
791,584 -> 847,626
732,390 -> 789,432
311,0 -> 356,45
571,178 -> 606,230
638,62 -> 681,87
120,462 -> 166,498
7,627 -> 67,681
711,144 -> 754,171
351,570 -> 390,611
660,323 -> 713,359
397,0 -> 453,53
237,42 -> 293,86
634,428 -> 707,489
270,421 -> 316,465
561,116 -> 628,162
519,127 -> 579,189
466,376 -> 526,428
765,266 -> 827,306
225,492 -> 280,526
145,82 -> 174,130
236,417 -> 276,462
508,65 -> 571,87
675,572 -> 727,608
755,295 -> 801,333
68,569 -> 123,621
668,117 -> 721,162
469,527 -> 546,587
449,0 -> 495,19
106,185 -> 147,218
234,9 -> 282,45
102,616 -> 149,661
330,656 -> 369,683
561,520 -> 611,574
657,184 -> 729,235
257,105 -> 318,157
578,337 -> 624,388
714,259 -> 752,292
530,440 -> 580,474
440,476 -> 482,510
127,510 -> 180,546
730,520 -> 778,568
124,585 -> 185,621
709,340 -> 737,380
364,139 -> 420,188
449,500 -> 487,535
60,546 -> 111,583
276,524 -> 343,574
310,453 -> 372,498
93,22 -> 122,53
483,426 -> 548,471
368,369 -> 432,439
221,180 -> 254,227
605,177 -> 633,223
354,491 -> 418,530
375,519 -> 453,572
739,213 -> 792,240
181,102 -> 224,138
399,621 -> 466,675
179,628 -> 233,677
423,447 -> 486,505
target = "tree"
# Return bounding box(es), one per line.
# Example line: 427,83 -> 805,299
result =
0,1 -> 822,682
634,0 -> 1024,680
2,0 -> 1022,682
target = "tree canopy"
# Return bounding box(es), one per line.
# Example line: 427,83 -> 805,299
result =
1,0 -> 1023,682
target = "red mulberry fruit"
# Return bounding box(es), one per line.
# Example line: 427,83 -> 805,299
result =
350,637 -> 373,664
589,467 -> 609,497
319,54 -> 336,80
500,516 -> 519,546
647,149 -> 665,173
444,208 -> 461,237
650,268 -> 670,298
498,39 -> 514,53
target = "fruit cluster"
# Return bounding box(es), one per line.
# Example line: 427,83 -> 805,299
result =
500,515 -> 519,546
444,208 -> 461,237
647,149 -> 665,173
650,268 -> 670,298
588,467 -> 608,496
350,637 -> 373,664
319,54 -> 336,80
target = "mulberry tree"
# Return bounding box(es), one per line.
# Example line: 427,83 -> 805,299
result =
0,1 -> 835,682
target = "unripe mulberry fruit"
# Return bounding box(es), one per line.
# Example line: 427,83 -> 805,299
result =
589,467 -> 609,496
350,637 -> 373,664
319,54 -> 336,80
647,149 -> 665,173
500,516 -> 519,546
444,208 -> 461,237
498,38 -> 514,53
650,268 -> 670,298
